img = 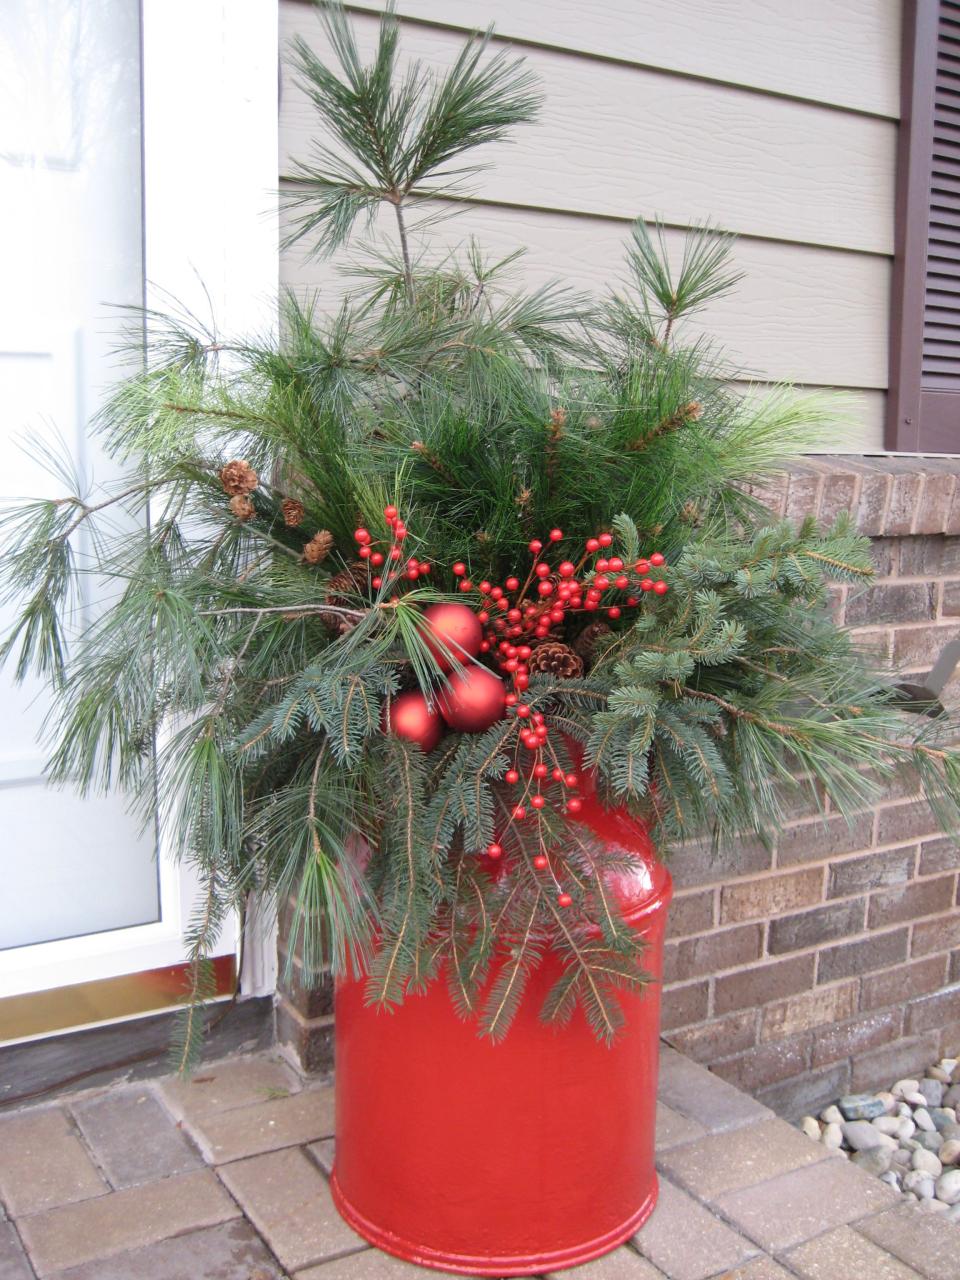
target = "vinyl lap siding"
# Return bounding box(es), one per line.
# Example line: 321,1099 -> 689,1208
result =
278,0 -> 901,449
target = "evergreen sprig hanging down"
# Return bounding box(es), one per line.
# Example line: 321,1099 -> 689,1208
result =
5,1 -> 960,1056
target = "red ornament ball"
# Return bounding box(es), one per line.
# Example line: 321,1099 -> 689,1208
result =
382,690 -> 444,752
422,602 -> 483,673
438,665 -> 507,733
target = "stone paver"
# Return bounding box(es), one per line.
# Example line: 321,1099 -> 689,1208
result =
784,1223 -> 926,1280
16,1169 -> 238,1276
295,1249 -> 475,1277
857,1203 -> 960,1280
654,1103 -> 707,1152
70,1087 -> 202,1188
0,1221 -> 34,1280
713,1158 -> 899,1254
632,1178 -> 758,1280
547,1246 -> 667,1277
716,1261 -> 795,1279
159,1054 -> 301,1120
47,1220 -> 283,1280
657,1117 -> 829,1200
657,1047 -> 773,1133
308,1138 -> 336,1175
0,1108 -> 107,1217
219,1146 -> 364,1273
181,1088 -> 335,1163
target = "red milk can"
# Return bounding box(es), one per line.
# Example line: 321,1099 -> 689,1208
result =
331,792 -> 672,1277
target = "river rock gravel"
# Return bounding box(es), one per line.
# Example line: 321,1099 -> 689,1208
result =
797,1057 -> 960,1226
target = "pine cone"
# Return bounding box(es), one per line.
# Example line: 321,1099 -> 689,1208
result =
573,621 -> 612,658
220,459 -> 258,495
302,530 -> 334,564
228,494 -> 255,521
320,564 -> 367,634
281,498 -> 305,528
527,641 -> 584,679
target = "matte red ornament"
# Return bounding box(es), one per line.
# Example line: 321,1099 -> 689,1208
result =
382,690 -> 444,752
422,602 -> 483,673
437,665 -> 507,732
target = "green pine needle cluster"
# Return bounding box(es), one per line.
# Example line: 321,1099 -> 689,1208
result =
3,2 -> 959,1061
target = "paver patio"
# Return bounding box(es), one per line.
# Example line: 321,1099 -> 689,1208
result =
0,1042 -> 957,1280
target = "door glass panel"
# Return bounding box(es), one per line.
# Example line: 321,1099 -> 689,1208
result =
0,0 -> 160,949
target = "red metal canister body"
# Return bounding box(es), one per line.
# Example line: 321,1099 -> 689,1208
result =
331,794 -> 672,1277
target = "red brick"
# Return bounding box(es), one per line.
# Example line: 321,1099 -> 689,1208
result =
850,1031 -> 942,1092
663,924 -> 763,984
819,470 -> 859,525
816,928 -> 909,984
720,868 -> 823,924
913,912 -> 960,956
876,800 -> 941,846
811,1008 -> 903,1067
916,473 -> 958,534
867,875 -> 956,928
275,1004 -> 334,1075
660,981 -> 709,1030
761,980 -> 859,1041
952,950 -> 960,983
777,813 -> 874,866
942,580 -> 960,616
670,834 -> 772,889
827,847 -> 915,897
844,582 -> 936,627
861,955 -> 948,1010
919,837 -> 960,876
893,623 -> 960,671
665,1009 -> 758,1064
712,1036 -> 811,1092
714,954 -> 816,1015
666,889 -> 715,940
768,898 -> 867,954
784,465 -> 824,521
905,982 -> 960,1033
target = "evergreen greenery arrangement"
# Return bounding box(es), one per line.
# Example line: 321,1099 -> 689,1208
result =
5,2 -> 960,1062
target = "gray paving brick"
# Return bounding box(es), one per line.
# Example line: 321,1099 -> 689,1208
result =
158,1054 -> 301,1121
546,1246 -> 667,1277
307,1138 -> 336,1175
633,1178 -> 757,1280
0,1109 -> 107,1217
717,1261 -> 796,1280
295,1249 -> 474,1277
16,1170 -> 238,1276
0,1222 -> 34,1280
784,1224 -> 925,1280
857,1203 -> 960,1280
654,1103 -> 707,1152
219,1147 -> 364,1273
46,1221 -> 282,1280
657,1046 -> 773,1133
657,1117 -> 828,1201
180,1088 -> 335,1163
70,1087 -> 202,1188
713,1158 -> 898,1255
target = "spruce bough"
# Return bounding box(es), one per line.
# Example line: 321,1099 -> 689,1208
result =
4,2 -> 959,1064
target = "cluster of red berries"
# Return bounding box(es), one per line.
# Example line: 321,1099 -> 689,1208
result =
354,506 -> 431,589
477,528 -> 668,907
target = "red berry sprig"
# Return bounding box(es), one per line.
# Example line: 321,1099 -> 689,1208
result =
354,506 -> 432,592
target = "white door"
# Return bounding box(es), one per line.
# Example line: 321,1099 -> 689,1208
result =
0,0 -> 278,1035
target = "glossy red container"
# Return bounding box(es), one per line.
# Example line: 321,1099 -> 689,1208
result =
331,792 -> 672,1277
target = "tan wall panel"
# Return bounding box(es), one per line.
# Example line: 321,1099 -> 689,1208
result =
357,0 -> 902,119
280,4 -> 897,254
280,199 -> 890,392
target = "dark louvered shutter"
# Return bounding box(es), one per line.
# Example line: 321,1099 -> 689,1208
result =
889,0 -> 960,450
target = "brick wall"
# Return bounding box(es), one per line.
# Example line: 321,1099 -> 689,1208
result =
663,455 -> 960,1118
277,456 -> 960,1114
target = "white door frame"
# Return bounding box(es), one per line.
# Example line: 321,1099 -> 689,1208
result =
0,0 -> 279,1010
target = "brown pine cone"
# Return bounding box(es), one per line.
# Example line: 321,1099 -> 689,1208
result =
228,494 -> 255,521
281,497 -> 305,527
527,641 -> 584,679
302,530 -> 334,564
220,459 -> 259,495
573,621 -> 612,658
320,564 -> 367,634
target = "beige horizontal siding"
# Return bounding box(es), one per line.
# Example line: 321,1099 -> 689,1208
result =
279,0 -> 899,449
339,0 -> 902,119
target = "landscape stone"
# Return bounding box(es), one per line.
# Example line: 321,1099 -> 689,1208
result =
897,1118 -> 916,1142
870,1116 -> 901,1136
821,1123 -> 843,1149
850,1148 -> 892,1176
917,1131 -> 945,1153
819,1105 -> 843,1125
837,1093 -> 885,1121
944,1084 -> 960,1108
800,1116 -> 821,1141
929,1066 -> 952,1083
940,1138 -> 960,1165
920,1078 -> 945,1108
912,1148 -> 943,1177
892,1079 -> 920,1099
840,1121 -> 896,1151
875,1091 -> 897,1114
930,1107 -> 957,1133
879,1170 -> 902,1191
914,1107 -> 936,1132
903,1170 -> 936,1199
936,1168 -> 960,1205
